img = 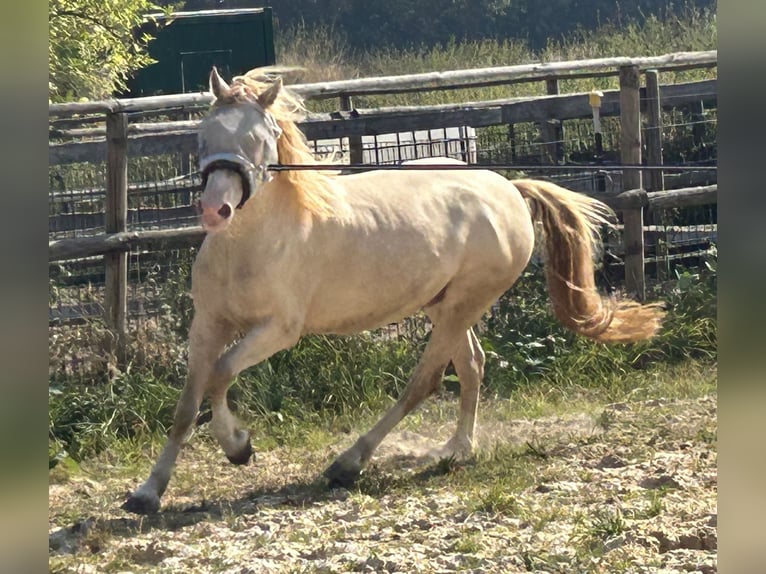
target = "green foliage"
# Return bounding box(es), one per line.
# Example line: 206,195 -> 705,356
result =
273,21 -> 358,85
49,371 -> 180,461
583,507 -> 628,545
482,248 -> 717,401
474,482 -> 522,515
450,532 -> 482,554
482,267 -> 571,390
280,4 -> 717,112
234,332 -> 423,421
552,3 -> 718,61
49,0 -> 174,101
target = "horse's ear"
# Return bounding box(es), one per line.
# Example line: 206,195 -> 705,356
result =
209,67 -> 231,100
257,77 -> 282,109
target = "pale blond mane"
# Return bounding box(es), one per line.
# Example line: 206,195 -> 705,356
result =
219,67 -> 342,219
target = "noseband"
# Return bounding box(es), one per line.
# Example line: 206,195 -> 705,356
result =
198,100 -> 282,209
199,154 -> 268,209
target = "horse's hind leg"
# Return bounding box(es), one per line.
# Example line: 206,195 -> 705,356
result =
440,327 -> 485,458
123,315 -> 232,514
324,323 -> 463,488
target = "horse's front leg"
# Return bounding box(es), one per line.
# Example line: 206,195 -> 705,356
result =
123,316 -> 300,514
205,317 -> 302,466
122,315 -> 232,515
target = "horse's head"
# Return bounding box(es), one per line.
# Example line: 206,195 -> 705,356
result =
197,67 -> 283,232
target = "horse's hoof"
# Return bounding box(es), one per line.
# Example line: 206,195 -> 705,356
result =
323,459 -> 362,489
226,438 -> 253,466
122,492 -> 161,515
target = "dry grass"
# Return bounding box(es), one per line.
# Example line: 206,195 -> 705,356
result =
272,6 -> 717,112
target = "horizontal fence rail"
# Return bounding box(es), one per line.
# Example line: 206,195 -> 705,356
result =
49,78 -> 717,165
290,51 -> 718,98
48,50 -> 716,116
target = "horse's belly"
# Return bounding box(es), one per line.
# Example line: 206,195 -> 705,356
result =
301,252 -> 453,335
303,293 -> 432,335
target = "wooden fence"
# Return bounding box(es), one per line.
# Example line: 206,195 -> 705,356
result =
49,50 -> 718,341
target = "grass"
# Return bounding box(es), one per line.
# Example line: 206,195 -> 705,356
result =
451,531 -> 483,554
588,507 -> 628,542
474,482 -> 522,515
269,4 -> 719,172
48,359 -> 716,572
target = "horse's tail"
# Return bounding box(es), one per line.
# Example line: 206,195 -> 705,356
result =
512,179 -> 665,343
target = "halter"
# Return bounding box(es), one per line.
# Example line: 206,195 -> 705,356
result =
199,154 -> 269,209
198,99 -> 282,208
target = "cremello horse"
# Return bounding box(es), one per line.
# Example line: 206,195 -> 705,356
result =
123,68 -> 664,514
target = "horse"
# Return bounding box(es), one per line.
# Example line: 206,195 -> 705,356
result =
123,67 -> 665,514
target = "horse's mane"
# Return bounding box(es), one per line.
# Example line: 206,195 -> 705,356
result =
214,67 -> 341,219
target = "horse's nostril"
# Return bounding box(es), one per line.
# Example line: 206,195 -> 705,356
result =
218,204 -> 232,219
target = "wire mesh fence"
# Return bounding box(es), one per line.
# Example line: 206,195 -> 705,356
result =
310,126 -> 479,165
49,141 -> 203,330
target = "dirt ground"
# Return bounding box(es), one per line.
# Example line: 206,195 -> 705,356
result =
49,393 -> 717,573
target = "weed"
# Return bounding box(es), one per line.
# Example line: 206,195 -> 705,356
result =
451,531 -> 483,554
434,454 -> 460,475
696,424 -> 717,445
592,507 -> 627,539
474,482 -> 521,515
643,490 -> 665,519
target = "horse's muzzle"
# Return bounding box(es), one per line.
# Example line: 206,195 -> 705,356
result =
199,200 -> 234,232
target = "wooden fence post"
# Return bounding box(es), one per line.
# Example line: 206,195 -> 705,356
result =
644,70 -> 664,193
619,65 -> 645,301
691,100 -> 706,147
507,123 -> 517,163
540,78 -> 563,164
589,89 -> 607,192
644,69 -> 668,281
340,95 -> 364,164
105,112 -> 128,358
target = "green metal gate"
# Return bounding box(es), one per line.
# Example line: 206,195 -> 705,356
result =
125,7 -> 275,96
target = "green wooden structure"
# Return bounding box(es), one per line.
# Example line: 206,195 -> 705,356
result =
126,8 -> 275,97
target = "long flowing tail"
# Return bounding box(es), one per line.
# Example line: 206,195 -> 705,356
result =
512,179 -> 665,343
